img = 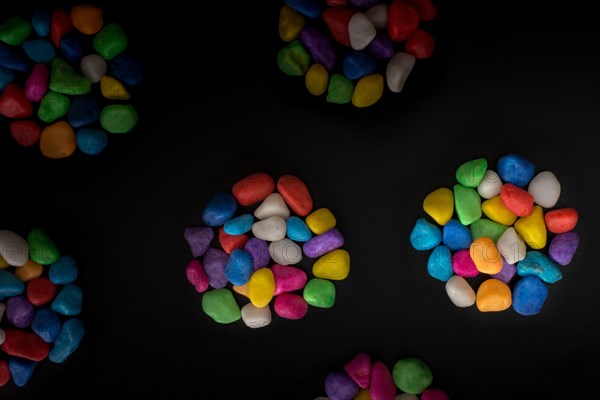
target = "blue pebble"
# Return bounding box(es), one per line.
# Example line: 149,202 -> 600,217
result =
0,42 -> 31,72
49,255 -> 79,284
512,275 -> 548,316
427,245 -> 453,281
32,8 -> 51,37
51,284 -> 83,316
202,192 -> 237,226
76,128 -> 108,155
517,251 -> 562,283
225,249 -> 253,286
284,0 -> 322,18
286,216 -> 312,242
223,213 -> 254,235
49,318 -> 85,363
31,308 -> 62,343
342,51 -> 377,80
0,65 -> 16,91
21,39 -> 56,63
0,270 -> 25,297
442,219 -> 472,251
410,217 -> 442,251
497,154 -> 535,187
60,32 -> 86,65
111,54 -> 144,85
8,358 -> 37,387
68,94 -> 100,128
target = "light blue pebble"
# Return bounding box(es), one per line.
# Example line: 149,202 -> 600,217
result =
497,154 -> 535,187
342,51 -> 377,80
223,213 -> 254,235
442,219 -> 472,251
21,39 -> 56,63
31,308 -> 62,343
202,192 -> 237,227
0,270 -> 25,297
0,42 -> 31,72
517,251 -> 562,283
427,245 -> 453,281
0,65 -> 16,90
225,249 -> 253,286
284,0 -> 322,18
8,358 -> 37,387
410,217 -> 442,251
51,284 -> 83,316
32,8 -> 51,37
49,318 -> 85,364
60,32 -> 86,64
286,216 -> 312,242
49,255 -> 79,284
76,128 -> 108,155
512,275 -> 548,316
68,94 -> 100,128
111,54 -> 144,85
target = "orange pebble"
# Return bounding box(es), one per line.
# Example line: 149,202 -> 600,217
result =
544,208 -> 578,234
39,121 -> 76,159
476,278 -> 512,312
14,259 -> 43,282
71,5 -> 104,35
469,237 -> 503,274
233,283 -> 249,298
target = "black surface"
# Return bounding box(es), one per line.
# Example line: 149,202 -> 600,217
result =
2,0 -> 600,398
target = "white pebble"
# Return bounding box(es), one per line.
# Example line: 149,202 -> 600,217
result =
477,170 -> 502,199
528,171 -> 561,208
80,54 -> 107,83
396,394 -> 418,400
0,329 -> 5,346
0,230 -> 29,267
269,238 -> 302,266
241,302 -> 272,329
497,227 -> 526,265
252,216 -> 287,241
365,3 -> 388,30
386,52 -> 415,93
254,193 -> 290,220
445,275 -> 476,307
348,12 -> 376,50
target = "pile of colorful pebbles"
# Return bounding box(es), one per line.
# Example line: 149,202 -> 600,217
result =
317,352 -> 448,399
0,4 -> 143,158
184,172 -> 350,328
410,154 -> 580,315
277,0 -> 437,108
0,228 -> 84,387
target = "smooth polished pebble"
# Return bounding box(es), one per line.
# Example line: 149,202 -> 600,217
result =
312,249 -> 350,280
254,193 -> 290,220
392,357 -> 433,395
475,278 -> 512,312
240,302 -> 272,328
445,275 -> 476,307
528,171 -> 561,208
409,218 -> 442,251
512,275 -> 548,316
477,170 -> 502,199
344,352 -> 371,389
422,188 -> 453,226
303,278 -> 335,308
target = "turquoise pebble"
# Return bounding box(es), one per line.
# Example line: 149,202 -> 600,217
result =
0,269 -> 25,297
427,245 -> 453,281
512,275 -> 548,316
49,255 -> 79,284
202,192 -> 237,227
517,251 -> 562,283
31,308 -> 62,343
21,39 -> 56,63
442,219 -> 472,251
76,128 -> 108,155
32,8 -> 51,37
410,217 -> 442,251
225,249 -> 253,286
286,216 -> 312,242
8,358 -> 37,387
223,213 -> 254,235
49,318 -> 85,363
51,284 -> 83,316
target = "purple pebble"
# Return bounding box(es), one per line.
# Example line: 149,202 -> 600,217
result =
490,257 -> 517,284
184,226 -> 214,258
325,371 -> 360,400
202,248 -> 229,289
367,31 -> 395,60
6,296 -> 35,328
303,228 -> 344,258
549,231 -> 580,266
244,237 -> 270,270
349,0 -> 381,8
299,26 -> 336,70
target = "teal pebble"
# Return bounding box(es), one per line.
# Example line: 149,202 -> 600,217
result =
21,39 -> 56,63
223,213 -> 254,235
51,284 -> 83,316
49,318 -> 85,363
0,270 -> 25,297
49,255 -> 79,284
517,251 -> 562,283
427,245 -> 453,281
76,128 -> 108,155
410,217 -> 442,251
286,216 -> 312,242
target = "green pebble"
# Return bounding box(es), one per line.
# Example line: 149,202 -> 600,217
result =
277,40 -> 311,76
93,23 -> 128,60
100,104 -> 139,134
470,218 -> 508,243
326,74 -> 354,105
38,91 -> 71,123
49,58 -> 92,95
303,278 -> 335,308
453,184 -> 481,226
456,158 -> 488,187
0,16 -> 32,46
392,357 -> 433,395
27,228 -> 60,265
201,289 -> 241,324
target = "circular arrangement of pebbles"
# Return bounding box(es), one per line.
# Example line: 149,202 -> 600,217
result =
410,154 -> 580,315
0,4 -> 143,158
0,228 -> 84,388
184,172 -> 350,328
277,0 -> 437,108
317,352 -> 447,399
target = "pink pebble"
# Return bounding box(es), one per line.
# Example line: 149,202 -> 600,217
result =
185,259 -> 209,293
452,249 -> 479,277
25,63 -> 49,102
344,352 -> 371,389
272,264 -> 308,296
370,361 -> 397,400
421,388 -> 449,400
273,293 -> 308,320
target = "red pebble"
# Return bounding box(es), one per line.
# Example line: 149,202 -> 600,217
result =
232,172 -> 275,206
544,208 -> 578,233
218,227 -> 249,254
0,361 -> 10,387
0,329 -> 50,362
277,175 -> 314,217
388,0 -> 420,41
327,0 -> 348,6
405,0 -> 437,21
186,259 -> 209,293
323,7 -> 358,47
405,28 -> 435,58
0,83 -> 33,118
51,9 -> 74,48
500,183 -> 534,217
27,277 -> 58,306
10,120 -> 41,147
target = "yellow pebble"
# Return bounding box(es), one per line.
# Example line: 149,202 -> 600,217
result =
423,187 -> 454,226
476,278 -> 512,312
305,207 -> 337,235
470,237 -> 503,274
14,259 -> 43,282
101,76 -> 131,100
0,255 -> 9,269
354,388 -> 371,400
279,5 -> 305,42
248,268 -> 275,308
312,249 -> 350,280
305,64 -> 329,96
481,195 -> 517,226
40,121 -> 76,159
351,74 -> 384,108
233,283 -> 249,298
514,205 -> 547,249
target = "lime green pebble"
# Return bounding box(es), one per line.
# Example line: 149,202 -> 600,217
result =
392,357 -> 433,394
326,74 -> 354,105
38,91 -> 71,123
456,158 -> 488,187
100,104 -> 139,134
27,228 -> 59,265
0,16 -> 32,46
49,58 -> 92,95
277,40 -> 311,76
305,63 -> 328,96
303,278 -> 336,308
453,184 -> 482,226
93,23 -> 128,60
470,218 -> 508,243
201,289 -> 241,324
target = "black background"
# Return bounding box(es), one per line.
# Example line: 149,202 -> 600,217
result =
2,0 -> 600,398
